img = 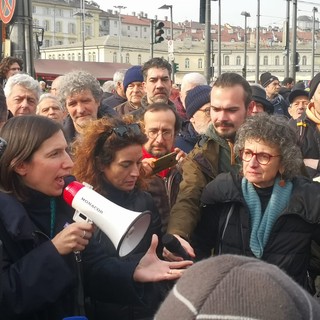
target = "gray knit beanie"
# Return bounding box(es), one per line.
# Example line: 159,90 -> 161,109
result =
155,255 -> 320,320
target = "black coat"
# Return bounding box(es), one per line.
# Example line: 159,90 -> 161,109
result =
0,185 -> 144,320
192,172 -> 320,291
175,121 -> 200,154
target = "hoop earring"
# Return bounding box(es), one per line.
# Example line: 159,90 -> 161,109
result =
278,173 -> 286,187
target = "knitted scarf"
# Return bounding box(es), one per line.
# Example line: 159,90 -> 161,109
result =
242,177 -> 293,258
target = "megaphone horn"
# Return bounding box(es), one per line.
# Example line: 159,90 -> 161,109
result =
63,181 -> 151,257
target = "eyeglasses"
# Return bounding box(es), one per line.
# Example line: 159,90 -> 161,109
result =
240,149 -> 281,165
94,123 -> 142,156
147,129 -> 173,141
197,107 -> 211,117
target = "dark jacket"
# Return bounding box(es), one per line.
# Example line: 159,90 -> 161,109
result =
167,124 -> 241,240
0,185 -> 145,320
289,111 -> 320,178
100,92 -> 127,116
92,182 -> 164,320
269,94 -> 290,117
175,121 -> 200,154
114,100 -> 142,116
192,172 -> 320,291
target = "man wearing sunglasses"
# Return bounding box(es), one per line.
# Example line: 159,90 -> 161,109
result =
176,85 -> 212,153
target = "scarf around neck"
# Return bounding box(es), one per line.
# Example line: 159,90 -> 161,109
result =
242,177 -> 293,258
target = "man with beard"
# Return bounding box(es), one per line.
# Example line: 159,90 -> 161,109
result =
142,102 -> 185,232
164,73 -> 253,259
130,57 -> 175,120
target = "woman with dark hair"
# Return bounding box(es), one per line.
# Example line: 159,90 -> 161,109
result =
72,116 -> 164,319
0,56 -> 23,86
0,115 -> 192,320
192,113 -> 320,293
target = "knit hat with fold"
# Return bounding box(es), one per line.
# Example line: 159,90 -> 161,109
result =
185,85 -> 211,119
155,255 -> 320,320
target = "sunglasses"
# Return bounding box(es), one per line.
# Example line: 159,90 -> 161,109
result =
94,123 -> 142,156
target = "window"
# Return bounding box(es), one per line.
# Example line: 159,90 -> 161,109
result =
138,54 -> 142,65
43,7 -> 50,15
88,52 -> 92,62
185,58 -> 190,69
33,19 -> 39,26
44,39 -> 50,47
114,21 -> 118,27
58,54 -> 61,60
127,26 -> 130,30
302,55 -> 307,66
224,55 -> 229,65
32,6 -> 36,14
135,26 -> 138,31
55,21 -> 61,33
62,54 -> 65,60
68,53 -> 71,60
125,53 -> 130,63
275,55 -> 279,66
43,20 -> 50,31
72,53 -> 75,61
198,58 -> 203,69
93,52 -> 96,62
236,56 -> 241,66
68,23 -> 76,34
144,27 -> 147,32
263,56 -> 268,66
283,56 -> 286,65
78,53 -> 81,61
113,52 -> 117,63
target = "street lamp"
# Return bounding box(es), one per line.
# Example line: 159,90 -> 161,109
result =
74,0 -> 92,62
212,0 -> 221,76
114,5 -> 126,63
312,6 -> 318,79
159,4 -> 175,82
241,11 -> 251,79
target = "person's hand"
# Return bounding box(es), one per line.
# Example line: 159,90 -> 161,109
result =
141,157 -> 157,177
52,222 -> 94,255
162,234 -> 196,261
174,147 -> 187,165
133,234 -> 193,282
304,158 -> 319,170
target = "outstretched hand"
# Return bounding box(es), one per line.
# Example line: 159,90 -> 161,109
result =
133,234 -> 193,282
163,234 -> 196,261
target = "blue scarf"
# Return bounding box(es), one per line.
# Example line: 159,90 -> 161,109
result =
242,177 -> 293,258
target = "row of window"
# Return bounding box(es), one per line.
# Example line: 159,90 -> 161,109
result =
224,55 -> 308,66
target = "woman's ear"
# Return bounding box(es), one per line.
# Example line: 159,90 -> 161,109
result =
12,160 -> 28,176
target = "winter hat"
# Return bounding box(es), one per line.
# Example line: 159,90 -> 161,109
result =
260,72 -> 279,88
123,65 -> 144,92
308,72 -> 320,99
288,89 -> 309,104
251,84 -> 274,114
185,85 -> 211,119
155,255 -> 320,320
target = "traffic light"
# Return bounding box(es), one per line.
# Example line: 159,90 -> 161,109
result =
154,21 -> 165,44
173,62 -> 179,73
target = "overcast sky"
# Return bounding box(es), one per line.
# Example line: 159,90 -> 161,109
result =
94,0 -> 320,27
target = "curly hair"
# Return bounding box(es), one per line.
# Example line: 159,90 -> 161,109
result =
58,70 -> 102,108
234,114 -> 303,180
0,56 -> 23,79
71,117 -> 148,196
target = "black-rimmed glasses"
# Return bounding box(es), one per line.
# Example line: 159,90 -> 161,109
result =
146,130 -> 173,141
240,149 -> 281,165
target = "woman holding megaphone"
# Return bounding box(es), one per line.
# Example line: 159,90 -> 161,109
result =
0,115 -> 192,320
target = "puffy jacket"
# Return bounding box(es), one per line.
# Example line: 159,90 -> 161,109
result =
193,172 -> 320,291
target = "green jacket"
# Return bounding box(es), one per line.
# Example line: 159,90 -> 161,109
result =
167,124 -> 241,240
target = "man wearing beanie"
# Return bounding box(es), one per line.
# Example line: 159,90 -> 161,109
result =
155,255 -> 320,320
260,72 -> 290,117
176,85 -> 211,153
248,84 -> 274,115
114,65 -> 145,116
289,72 -> 320,178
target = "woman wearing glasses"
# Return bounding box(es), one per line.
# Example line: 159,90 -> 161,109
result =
0,116 -> 192,320
72,116 -> 165,319
192,113 -> 320,293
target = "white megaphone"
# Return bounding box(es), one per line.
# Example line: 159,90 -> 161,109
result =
63,181 -> 151,257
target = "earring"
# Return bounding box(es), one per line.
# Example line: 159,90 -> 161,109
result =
278,173 -> 286,187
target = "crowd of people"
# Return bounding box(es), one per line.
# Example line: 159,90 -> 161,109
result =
0,54 -> 320,319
